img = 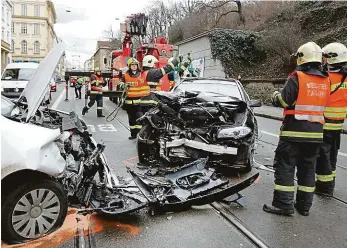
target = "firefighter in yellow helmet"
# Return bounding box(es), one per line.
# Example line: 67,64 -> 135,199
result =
263,42 -> 330,216
121,58 -> 150,139
82,67 -> 106,117
315,42 -> 347,197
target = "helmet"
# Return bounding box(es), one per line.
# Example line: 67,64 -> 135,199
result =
94,67 -> 101,73
295,42 -> 323,66
127,58 -> 139,67
142,55 -> 158,68
322,42 -> 347,65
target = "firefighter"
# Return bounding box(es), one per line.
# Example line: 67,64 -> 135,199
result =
82,67 -> 106,117
140,55 -> 179,110
167,57 -> 191,90
121,58 -> 150,139
315,42 -> 347,197
141,55 -> 179,91
263,42 -> 330,216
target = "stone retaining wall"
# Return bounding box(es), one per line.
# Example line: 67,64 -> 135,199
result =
243,82 -> 284,104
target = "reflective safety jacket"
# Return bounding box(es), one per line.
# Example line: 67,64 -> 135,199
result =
90,74 -> 105,95
273,67 -> 330,142
143,60 -> 178,92
123,71 -> 150,105
323,71 -> 347,131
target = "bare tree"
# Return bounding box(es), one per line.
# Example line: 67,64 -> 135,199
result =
102,25 -> 123,49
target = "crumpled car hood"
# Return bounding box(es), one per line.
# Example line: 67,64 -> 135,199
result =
1,115 -> 66,179
18,42 -> 66,122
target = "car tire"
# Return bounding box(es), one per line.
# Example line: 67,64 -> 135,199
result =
1,179 -> 68,245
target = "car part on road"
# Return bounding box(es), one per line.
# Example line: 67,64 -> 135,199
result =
128,158 -> 259,214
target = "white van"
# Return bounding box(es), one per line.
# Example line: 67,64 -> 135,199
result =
1,62 -> 51,103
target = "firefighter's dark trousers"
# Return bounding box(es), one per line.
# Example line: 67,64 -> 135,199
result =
87,94 -> 103,116
315,131 -> 340,194
125,104 -> 143,137
75,87 -> 82,99
272,140 -> 320,211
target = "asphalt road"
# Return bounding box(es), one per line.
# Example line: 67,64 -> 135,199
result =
6,83 -> 347,248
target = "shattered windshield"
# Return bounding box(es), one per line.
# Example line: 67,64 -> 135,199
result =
1,68 -> 37,81
175,81 -> 243,100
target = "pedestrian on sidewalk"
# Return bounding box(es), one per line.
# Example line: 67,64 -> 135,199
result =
75,77 -> 83,99
263,42 -> 330,216
315,42 -> 347,197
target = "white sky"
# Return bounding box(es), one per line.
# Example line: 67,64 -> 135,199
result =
52,0 -> 159,68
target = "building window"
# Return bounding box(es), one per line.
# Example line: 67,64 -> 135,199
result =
21,40 -> 27,54
7,10 -> 9,22
11,22 -> 14,33
34,5 -> 40,17
21,4 -> 27,16
2,6 -> 4,20
21,23 -> 27,34
7,31 -> 9,41
11,40 -> 14,50
34,24 -> 40,35
34,41 -> 40,54
2,28 -> 4,39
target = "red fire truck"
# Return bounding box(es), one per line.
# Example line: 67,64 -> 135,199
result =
108,13 -> 177,103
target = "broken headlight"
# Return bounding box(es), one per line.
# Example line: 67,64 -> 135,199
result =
217,127 -> 252,139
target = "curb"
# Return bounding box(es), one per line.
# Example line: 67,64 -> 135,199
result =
254,113 -> 347,135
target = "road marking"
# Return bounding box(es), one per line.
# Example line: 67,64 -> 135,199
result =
260,130 -> 347,158
86,124 -> 117,132
51,88 -> 66,110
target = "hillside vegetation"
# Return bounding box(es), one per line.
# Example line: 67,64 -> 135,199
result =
161,1 -> 347,78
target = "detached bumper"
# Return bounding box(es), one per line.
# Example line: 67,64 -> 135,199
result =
128,160 -> 259,213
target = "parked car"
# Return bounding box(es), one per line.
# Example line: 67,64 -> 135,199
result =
1,62 -> 51,104
1,43 -> 147,245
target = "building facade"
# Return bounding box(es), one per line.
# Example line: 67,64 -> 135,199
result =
11,0 -> 57,63
176,29 -> 226,78
84,57 -> 93,71
1,0 -> 13,72
92,41 -> 113,72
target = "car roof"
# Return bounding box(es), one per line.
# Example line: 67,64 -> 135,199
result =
6,62 -> 39,69
180,77 -> 239,84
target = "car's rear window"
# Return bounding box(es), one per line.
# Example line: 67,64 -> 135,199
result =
174,80 -> 242,99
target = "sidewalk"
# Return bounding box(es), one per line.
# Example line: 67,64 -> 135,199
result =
254,105 -> 347,134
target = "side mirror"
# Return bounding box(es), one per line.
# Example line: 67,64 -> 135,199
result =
250,99 -> 262,107
4,76 -> 12,80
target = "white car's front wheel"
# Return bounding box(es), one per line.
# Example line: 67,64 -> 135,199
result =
1,180 -> 68,244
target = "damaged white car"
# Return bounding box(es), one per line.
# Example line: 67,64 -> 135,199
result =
1,43 -> 147,245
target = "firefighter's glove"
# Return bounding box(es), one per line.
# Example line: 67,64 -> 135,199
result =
271,91 -> 281,107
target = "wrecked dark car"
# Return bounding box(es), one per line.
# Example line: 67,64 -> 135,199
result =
131,78 -> 261,212
1,44 -> 146,245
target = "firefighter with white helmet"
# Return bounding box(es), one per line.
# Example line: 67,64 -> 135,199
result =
263,42 -> 330,216
315,42 -> 347,197
141,55 -> 178,92
140,55 -> 179,111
